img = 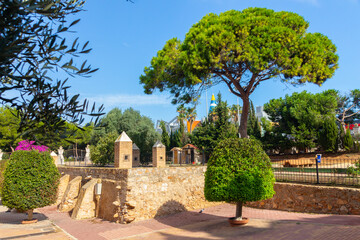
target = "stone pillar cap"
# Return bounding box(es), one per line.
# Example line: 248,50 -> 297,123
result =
115,131 -> 132,142
132,143 -> 140,150
153,140 -> 165,148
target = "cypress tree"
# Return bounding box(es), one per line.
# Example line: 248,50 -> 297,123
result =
247,101 -> 261,139
344,128 -> 354,151
318,117 -> 338,152
160,121 -> 170,149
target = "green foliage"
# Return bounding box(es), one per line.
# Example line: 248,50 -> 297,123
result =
90,131 -> 118,166
0,159 -> 8,193
91,108 -> 159,163
318,117 -> 338,152
2,151 -> 60,211
141,8 -> 338,138
0,107 -> 22,151
247,101 -> 261,139
169,130 -> 182,149
205,138 -> 275,203
191,120 -> 218,151
191,93 -> 237,151
0,0 -> 104,142
0,106 -> 94,151
343,128 -> 354,151
160,121 -> 170,149
264,90 -> 338,151
176,105 -> 190,145
54,122 -> 94,150
346,159 -> 360,177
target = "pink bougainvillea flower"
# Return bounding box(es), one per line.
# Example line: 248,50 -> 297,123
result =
15,140 -> 49,152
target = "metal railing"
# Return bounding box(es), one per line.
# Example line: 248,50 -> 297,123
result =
272,158 -> 360,186
62,149 -> 92,167
56,147 -> 360,187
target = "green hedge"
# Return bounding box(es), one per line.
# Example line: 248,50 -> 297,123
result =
205,138 -> 275,203
1,150 -> 60,211
0,159 -> 8,193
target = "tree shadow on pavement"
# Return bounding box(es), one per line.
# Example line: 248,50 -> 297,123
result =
292,214 -> 360,226
152,201 -> 275,240
0,209 -> 48,224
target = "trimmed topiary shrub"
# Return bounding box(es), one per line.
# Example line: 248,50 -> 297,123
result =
205,138 -> 275,220
1,150 -> 60,221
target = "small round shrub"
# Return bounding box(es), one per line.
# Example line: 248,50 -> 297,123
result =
205,138 -> 275,203
1,150 -> 60,211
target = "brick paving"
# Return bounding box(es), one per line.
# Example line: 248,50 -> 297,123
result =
37,204 -> 360,240
2,203 -> 360,240
0,205 -> 72,240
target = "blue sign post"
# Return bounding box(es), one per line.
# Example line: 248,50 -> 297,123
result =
315,154 -> 321,184
316,154 -> 321,163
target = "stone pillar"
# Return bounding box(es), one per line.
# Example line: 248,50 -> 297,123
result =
152,140 -> 166,167
114,131 -> 133,169
84,145 -> 92,164
58,146 -> 64,165
132,143 -> 140,167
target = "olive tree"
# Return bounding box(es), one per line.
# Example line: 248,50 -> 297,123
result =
0,0 -> 104,142
140,8 -> 338,138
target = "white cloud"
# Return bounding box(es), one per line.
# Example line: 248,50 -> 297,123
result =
87,94 -> 171,107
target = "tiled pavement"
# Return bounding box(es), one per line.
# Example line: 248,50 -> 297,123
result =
0,205 -> 72,240
2,203 -> 360,240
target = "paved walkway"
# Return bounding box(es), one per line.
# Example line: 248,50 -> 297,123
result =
0,205 -> 72,240
2,203 -> 360,239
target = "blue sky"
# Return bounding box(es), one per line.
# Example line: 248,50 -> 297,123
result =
65,0 -> 360,124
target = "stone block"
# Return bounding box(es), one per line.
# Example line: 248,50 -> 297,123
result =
56,174 -> 70,205
71,179 -> 98,219
58,176 -> 82,212
98,180 -> 118,222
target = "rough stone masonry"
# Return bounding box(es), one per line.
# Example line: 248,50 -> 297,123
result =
57,166 -> 360,223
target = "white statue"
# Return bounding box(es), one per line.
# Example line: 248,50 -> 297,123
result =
58,146 -> 64,165
84,145 -> 91,164
0,149 -> 3,161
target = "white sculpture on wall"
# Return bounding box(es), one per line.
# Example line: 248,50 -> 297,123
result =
58,146 -> 64,165
84,145 -> 91,164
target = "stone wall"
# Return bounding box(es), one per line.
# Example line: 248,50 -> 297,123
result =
58,166 -> 218,222
58,166 -> 128,181
246,182 -> 360,215
57,166 -> 360,223
125,167 -> 218,221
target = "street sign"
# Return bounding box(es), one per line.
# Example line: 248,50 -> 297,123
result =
316,154 -> 321,163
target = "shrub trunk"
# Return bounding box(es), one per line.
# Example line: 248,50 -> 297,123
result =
235,201 -> 243,220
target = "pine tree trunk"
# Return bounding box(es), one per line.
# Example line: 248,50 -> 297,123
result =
235,201 -> 243,220
239,97 -> 249,138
